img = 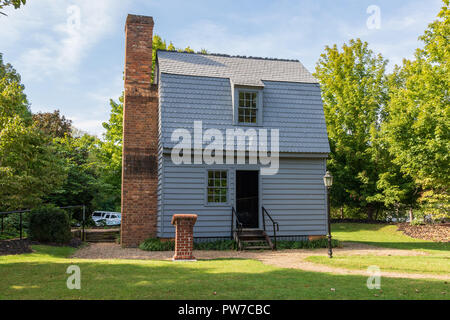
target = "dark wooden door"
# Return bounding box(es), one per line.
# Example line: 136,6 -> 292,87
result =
236,170 -> 259,228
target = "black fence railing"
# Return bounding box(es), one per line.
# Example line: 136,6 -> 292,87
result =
262,206 -> 279,250
0,205 -> 87,241
231,206 -> 244,250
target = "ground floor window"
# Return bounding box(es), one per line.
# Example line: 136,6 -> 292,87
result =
207,170 -> 228,204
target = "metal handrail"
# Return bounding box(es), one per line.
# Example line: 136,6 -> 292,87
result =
231,207 -> 244,250
262,206 -> 279,250
0,205 -> 86,241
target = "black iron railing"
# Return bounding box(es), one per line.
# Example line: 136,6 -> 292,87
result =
262,206 -> 279,250
231,206 -> 244,250
0,205 -> 87,241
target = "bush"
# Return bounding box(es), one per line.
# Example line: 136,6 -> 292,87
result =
139,238 -> 237,251
276,238 -> 341,249
28,205 -> 72,244
139,238 -> 175,251
139,237 -> 339,251
194,240 -> 236,250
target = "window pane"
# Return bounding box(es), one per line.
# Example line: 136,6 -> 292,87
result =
207,170 -> 228,203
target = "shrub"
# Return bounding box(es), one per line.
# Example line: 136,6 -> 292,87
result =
139,237 -> 339,251
276,238 -> 341,249
139,238 -> 238,251
139,238 -> 175,251
28,205 -> 72,244
194,240 -> 236,250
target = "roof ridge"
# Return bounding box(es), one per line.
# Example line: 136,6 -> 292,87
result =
157,49 -> 300,62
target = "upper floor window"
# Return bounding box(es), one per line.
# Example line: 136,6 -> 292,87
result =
238,91 -> 258,124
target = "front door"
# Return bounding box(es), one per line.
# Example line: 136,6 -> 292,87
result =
236,170 -> 259,228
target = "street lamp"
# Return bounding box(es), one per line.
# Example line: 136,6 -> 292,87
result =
323,171 -> 333,258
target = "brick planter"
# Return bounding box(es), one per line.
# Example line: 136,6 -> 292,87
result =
171,214 -> 198,261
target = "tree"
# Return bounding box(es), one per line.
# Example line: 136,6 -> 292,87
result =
381,0 -> 449,220
45,134 -> 101,211
96,97 -> 123,210
0,116 -> 66,210
33,110 -> 73,138
314,39 -> 389,219
0,0 -> 26,16
0,53 -> 31,126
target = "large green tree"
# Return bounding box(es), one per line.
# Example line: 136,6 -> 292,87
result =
0,116 -> 66,210
381,0 -> 449,219
0,53 -> 31,126
314,39 -> 389,219
33,110 -> 73,139
98,35 -> 199,210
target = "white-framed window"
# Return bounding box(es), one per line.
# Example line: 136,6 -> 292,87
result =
206,170 -> 228,204
233,87 -> 263,126
238,91 -> 258,124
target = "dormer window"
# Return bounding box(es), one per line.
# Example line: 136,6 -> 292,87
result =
233,85 -> 263,126
238,91 -> 258,124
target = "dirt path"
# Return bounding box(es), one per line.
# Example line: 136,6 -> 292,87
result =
71,242 -> 449,280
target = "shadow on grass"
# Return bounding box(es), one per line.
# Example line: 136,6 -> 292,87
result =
0,258 -> 448,300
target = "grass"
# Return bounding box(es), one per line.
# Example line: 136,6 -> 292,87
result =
304,223 -> 450,277
0,245 -> 448,300
331,223 -> 449,254
307,255 -> 449,276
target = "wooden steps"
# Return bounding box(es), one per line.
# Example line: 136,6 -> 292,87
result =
236,229 -> 273,250
72,229 -> 120,243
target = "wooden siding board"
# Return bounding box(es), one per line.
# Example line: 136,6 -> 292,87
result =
160,155 -> 327,238
159,73 -> 330,154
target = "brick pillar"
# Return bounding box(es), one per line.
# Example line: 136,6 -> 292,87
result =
171,214 -> 198,261
121,14 -> 158,247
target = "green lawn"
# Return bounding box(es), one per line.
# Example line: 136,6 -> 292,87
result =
0,245 -> 448,300
331,223 -> 449,254
307,255 -> 449,276
305,223 -> 450,277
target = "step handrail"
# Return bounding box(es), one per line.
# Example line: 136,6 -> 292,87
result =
262,206 -> 279,250
231,207 -> 244,249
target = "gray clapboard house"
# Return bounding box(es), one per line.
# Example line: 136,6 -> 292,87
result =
153,50 -> 330,248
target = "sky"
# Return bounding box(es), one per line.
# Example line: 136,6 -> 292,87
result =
0,0 -> 444,137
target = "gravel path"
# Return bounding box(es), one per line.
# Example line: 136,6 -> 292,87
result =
71,242 -> 449,280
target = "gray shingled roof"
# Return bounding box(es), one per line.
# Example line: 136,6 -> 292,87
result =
157,50 -> 318,84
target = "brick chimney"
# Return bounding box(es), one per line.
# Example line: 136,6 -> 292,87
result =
121,14 -> 158,247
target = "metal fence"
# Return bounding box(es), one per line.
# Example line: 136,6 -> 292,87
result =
0,205 -> 87,241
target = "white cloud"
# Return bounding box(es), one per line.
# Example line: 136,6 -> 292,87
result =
1,0 -> 127,81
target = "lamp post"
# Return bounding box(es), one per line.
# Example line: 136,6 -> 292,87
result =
323,171 -> 333,258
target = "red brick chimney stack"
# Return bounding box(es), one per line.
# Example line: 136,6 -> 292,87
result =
121,14 -> 158,247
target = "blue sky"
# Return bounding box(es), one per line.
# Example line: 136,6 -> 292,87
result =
0,0 -> 443,137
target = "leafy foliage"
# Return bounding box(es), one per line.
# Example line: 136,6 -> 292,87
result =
0,53 -> 31,126
33,110 -> 73,138
314,39 -> 389,219
0,0 -> 26,16
28,205 -> 72,244
381,0 -> 449,220
0,115 -> 66,210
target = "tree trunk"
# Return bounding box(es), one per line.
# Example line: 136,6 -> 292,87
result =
367,206 -> 375,221
409,208 -> 414,224
340,206 -> 344,219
